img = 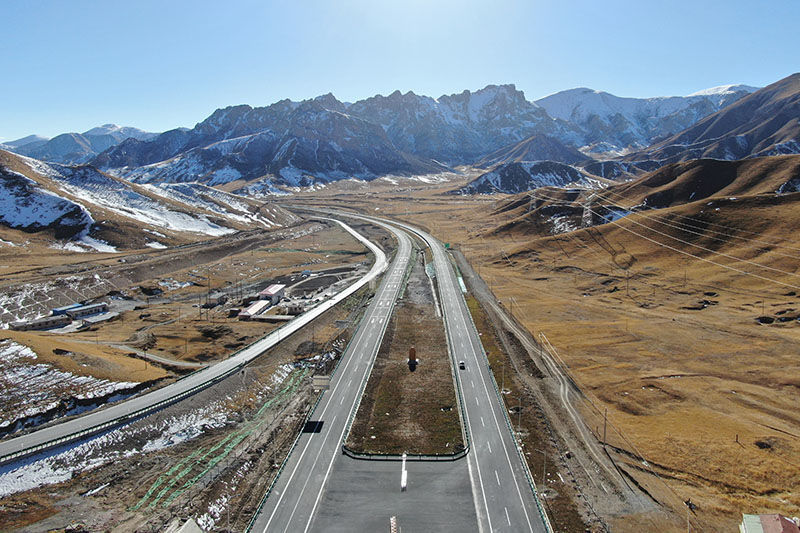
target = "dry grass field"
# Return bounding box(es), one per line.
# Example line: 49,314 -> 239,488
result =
346,249 -> 463,455
287,172 -> 800,531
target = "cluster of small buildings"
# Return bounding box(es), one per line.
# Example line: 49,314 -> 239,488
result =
9,302 -> 115,331
238,284 -> 287,320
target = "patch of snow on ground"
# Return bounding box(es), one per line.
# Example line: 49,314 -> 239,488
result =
0,361 -> 299,497
50,241 -> 88,253
158,278 -> 193,291
0,340 -> 138,431
146,241 -> 167,249
0,400 -> 230,498
270,363 -> 294,386
78,234 -> 118,253
549,215 -> 578,235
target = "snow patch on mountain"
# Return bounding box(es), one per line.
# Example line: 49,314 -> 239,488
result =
457,161 -> 602,195
688,84 -> 759,97
0,168 -> 94,232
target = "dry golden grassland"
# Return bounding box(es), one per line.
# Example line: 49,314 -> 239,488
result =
286,186 -> 800,531
346,252 -> 463,455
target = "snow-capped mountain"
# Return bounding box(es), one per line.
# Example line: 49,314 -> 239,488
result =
82,124 -> 157,143
0,149 -> 297,251
535,84 -> 758,153
626,73 -> 800,164
457,161 -> 606,195
346,85 -> 582,163
8,125 -> 157,165
95,97 -> 447,188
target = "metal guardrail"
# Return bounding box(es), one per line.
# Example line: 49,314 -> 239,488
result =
0,226 -> 381,468
244,226 -> 403,532
454,253 -> 554,533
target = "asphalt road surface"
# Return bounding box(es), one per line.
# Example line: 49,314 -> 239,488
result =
387,217 -> 550,533
255,209 -> 549,532
0,219 -> 387,466
248,219 -> 413,533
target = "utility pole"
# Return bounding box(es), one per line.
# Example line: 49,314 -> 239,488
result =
603,408 -> 608,446
626,270 -> 629,297
501,360 -> 506,394
517,396 -> 522,434
539,448 -> 546,488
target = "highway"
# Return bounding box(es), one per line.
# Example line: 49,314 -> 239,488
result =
386,217 -> 550,532
0,219 -> 388,466
258,209 -> 549,532
248,218 -> 412,533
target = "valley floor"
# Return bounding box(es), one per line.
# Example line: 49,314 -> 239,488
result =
289,181 -> 800,532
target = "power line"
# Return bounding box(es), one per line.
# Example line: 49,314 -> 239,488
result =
594,188 -> 800,256
531,191 -> 800,292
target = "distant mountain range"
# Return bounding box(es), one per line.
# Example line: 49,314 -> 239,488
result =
626,73 -> 800,165
4,73 -> 800,194
535,84 -> 758,155
0,150 -> 295,251
1,124 -> 156,165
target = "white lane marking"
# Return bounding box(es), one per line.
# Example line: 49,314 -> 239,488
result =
259,232 -> 410,531
301,235 -> 412,533
480,416 -> 486,427
463,306 -> 536,531
505,506 -> 511,526
339,396 -> 344,405
261,315 -> 372,531
487,441 -> 492,453
281,414 -> 339,533
495,470 -> 501,486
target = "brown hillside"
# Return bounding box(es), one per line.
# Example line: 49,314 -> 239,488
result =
628,72 -> 800,164
608,154 -> 800,208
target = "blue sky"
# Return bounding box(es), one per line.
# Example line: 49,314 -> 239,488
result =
1,0 -> 797,140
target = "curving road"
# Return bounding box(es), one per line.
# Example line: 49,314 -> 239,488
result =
248,217 -> 413,533
386,217 -> 551,532
258,208 -> 550,532
0,218 -> 388,466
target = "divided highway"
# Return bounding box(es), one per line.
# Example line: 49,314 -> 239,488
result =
384,217 -> 551,532
256,209 -> 549,532
0,219 -> 388,466
248,218 -> 412,532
